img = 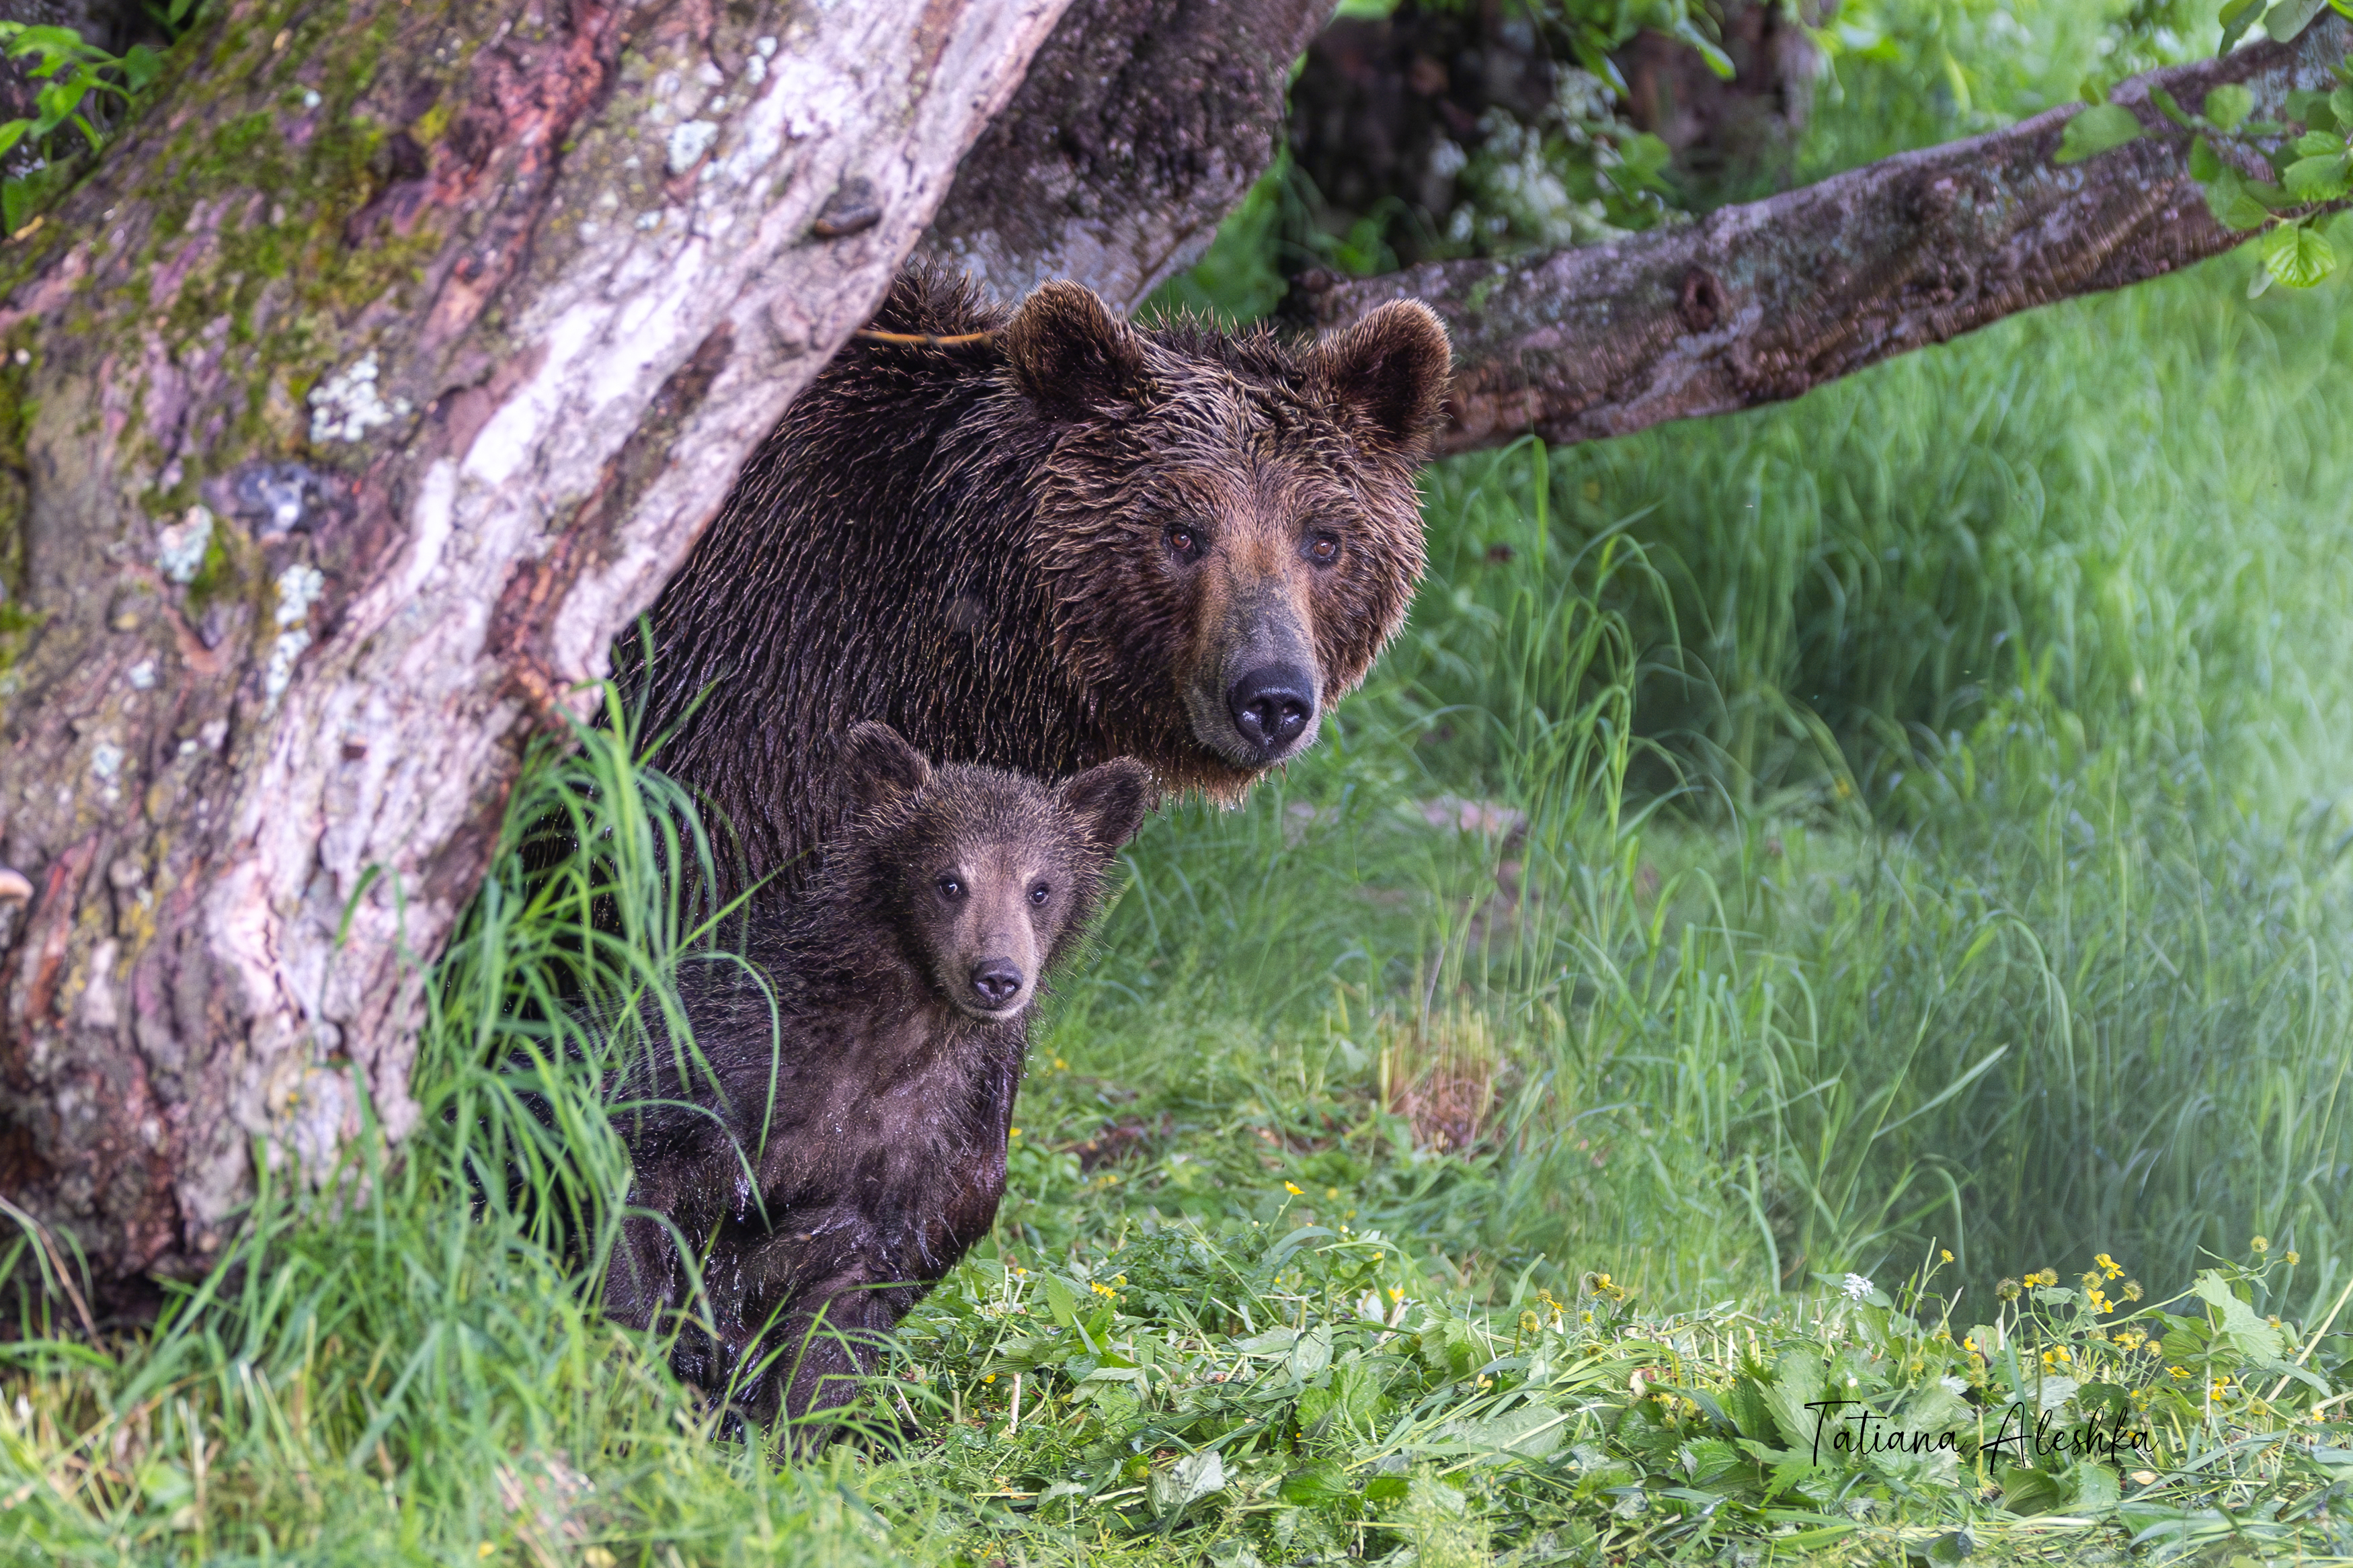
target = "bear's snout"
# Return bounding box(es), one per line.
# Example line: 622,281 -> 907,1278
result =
1228,663 -> 1317,754
969,958 -> 1026,1009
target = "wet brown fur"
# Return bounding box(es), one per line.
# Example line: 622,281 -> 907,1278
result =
621,267 -> 1450,899
597,726 -> 1152,1430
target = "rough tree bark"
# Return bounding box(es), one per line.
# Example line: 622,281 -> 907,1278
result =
0,0 -> 1066,1292
914,0 -> 1328,315
1300,16 -> 2353,456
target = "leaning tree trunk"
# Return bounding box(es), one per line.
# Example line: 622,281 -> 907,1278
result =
1303,15 -> 2353,454
0,0 -> 1066,1292
914,0 -> 1328,315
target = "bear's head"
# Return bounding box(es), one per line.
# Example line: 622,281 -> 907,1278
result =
998,282 -> 1451,797
835,722 -> 1152,1022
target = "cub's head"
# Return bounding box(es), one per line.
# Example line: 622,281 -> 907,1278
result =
834,722 -> 1152,1022
994,280 -> 1451,796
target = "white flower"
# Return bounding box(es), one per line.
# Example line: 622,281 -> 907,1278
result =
1941,1375 -> 1969,1395
1841,1273 -> 1875,1301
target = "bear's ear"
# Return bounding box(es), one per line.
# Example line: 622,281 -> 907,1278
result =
1059,757 -> 1154,854
1307,299 -> 1452,456
1002,280 -> 1150,419
841,722 -> 932,813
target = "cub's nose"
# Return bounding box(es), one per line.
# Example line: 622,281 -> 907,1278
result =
969,958 -> 1025,1008
1228,664 -> 1316,754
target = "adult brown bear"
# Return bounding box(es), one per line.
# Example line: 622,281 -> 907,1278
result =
621,267 -> 1451,897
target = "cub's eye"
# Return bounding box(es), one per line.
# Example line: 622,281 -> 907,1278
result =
1166,525 -> 1203,563
935,874 -> 965,901
1029,882 -> 1052,905
1305,532 -> 1341,567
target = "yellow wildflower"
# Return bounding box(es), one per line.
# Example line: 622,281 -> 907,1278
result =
2122,1280 -> 2144,1302
2033,1268 -> 2059,1287
1284,1182 -> 1302,1195
1997,1278 -> 2022,1302
2286,1250 -> 2301,1266
2250,1236 -> 2268,1253
2095,1253 -> 2123,1280
1940,1249 -> 1954,1264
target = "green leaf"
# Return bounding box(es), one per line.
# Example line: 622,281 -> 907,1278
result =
2283,152 -> 2352,201
2056,104 -> 2142,164
2264,221 -> 2337,287
1443,1402 -> 1570,1460
1920,1530 -> 1975,1566
1277,1462 -> 1352,1507
2296,130 -> 2345,155
2192,1268 -> 2294,1354
1672,19 -> 1735,81
1761,1353 -> 1828,1452
122,43 -> 161,91
2206,168 -> 2274,229
2335,84 -> 2353,127
2149,85 -> 2192,128
1039,1272 -> 1078,1328
2000,1462 -> 2065,1516
2206,83 -> 2255,130
2219,0 -> 2267,50
2190,135 -> 2222,181
2266,0 -> 2330,41
1147,1448 -> 1224,1518
1287,1322 -> 1333,1380
2287,88 -> 2340,130
2061,1461 -> 2121,1513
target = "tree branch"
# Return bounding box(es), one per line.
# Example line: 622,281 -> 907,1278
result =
1301,17 -> 2353,456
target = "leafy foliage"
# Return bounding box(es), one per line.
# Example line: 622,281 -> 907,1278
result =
870,1237 -> 2353,1562
2058,4 -> 2353,293
0,20 -> 168,235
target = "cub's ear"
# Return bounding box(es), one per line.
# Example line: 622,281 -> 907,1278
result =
1058,757 -> 1155,854
1307,298 -> 1452,456
1002,280 -> 1150,419
841,722 -> 931,814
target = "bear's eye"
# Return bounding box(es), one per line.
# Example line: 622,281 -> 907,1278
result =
1029,882 -> 1051,905
1166,524 -> 1203,563
935,873 -> 965,901
1305,532 -> 1342,567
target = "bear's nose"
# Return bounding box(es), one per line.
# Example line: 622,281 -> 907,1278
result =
969,958 -> 1025,1008
1228,664 -> 1316,754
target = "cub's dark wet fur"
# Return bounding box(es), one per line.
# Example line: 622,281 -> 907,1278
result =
599,724 -> 1150,1430
620,265 -> 1449,901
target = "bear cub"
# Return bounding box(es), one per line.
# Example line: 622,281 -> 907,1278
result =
599,723 -> 1151,1430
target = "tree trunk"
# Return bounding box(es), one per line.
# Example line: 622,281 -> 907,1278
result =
914,0 -> 1328,316
0,0 -> 1066,1293
1300,16 -> 2353,456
